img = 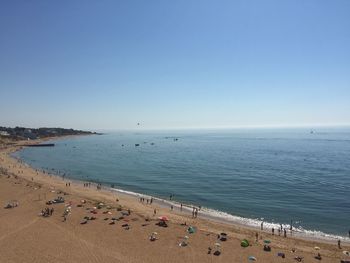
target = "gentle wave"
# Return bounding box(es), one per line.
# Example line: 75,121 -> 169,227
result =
109,186 -> 350,243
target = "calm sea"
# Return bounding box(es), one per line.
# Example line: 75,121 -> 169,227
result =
14,128 -> 350,240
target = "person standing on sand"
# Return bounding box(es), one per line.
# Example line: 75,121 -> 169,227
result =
261,221 -> 263,230
255,232 -> 258,242
338,239 -> 341,249
180,203 -> 183,211
153,208 -> 156,216
272,228 -> 274,235
348,230 -> 350,238
284,228 -> 287,237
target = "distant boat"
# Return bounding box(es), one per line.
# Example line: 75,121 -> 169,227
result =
135,144 -> 140,147
310,130 -> 314,134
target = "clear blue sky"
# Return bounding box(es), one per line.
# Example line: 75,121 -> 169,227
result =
1,1 -> 349,130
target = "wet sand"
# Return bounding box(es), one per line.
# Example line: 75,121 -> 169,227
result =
0,140 -> 349,263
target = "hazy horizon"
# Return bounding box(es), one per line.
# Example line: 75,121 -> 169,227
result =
1,1 -> 349,130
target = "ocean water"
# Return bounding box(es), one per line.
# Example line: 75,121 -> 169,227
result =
14,128 -> 350,240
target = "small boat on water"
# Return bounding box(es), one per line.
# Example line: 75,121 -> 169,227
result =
135,144 -> 140,147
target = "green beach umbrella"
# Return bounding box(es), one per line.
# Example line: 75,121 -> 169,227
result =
264,240 -> 271,244
241,239 -> 249,247
187,226 -> 196,234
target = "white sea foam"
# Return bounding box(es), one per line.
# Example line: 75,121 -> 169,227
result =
110,186 -> 350,243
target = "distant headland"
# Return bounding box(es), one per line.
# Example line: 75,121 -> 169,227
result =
0,126 -> 101,141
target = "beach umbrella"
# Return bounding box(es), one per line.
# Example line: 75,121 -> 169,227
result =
158,216 -> 169,221
179,236 -> 189,247
187,226 -> 196,234
248,256 -> 257,261
241,239 -> 249,247
264,239 -> 271,244
343,251 -> 350,256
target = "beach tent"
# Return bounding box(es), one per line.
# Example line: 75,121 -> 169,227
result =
241,239 -> 249,247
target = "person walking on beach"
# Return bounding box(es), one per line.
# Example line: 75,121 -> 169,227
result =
272,227 -> 274,235
255,232 -> 258,242
338,239 -> 341,249
284,228 -> 287,238
261,221 -> 264,230
348,230 -> 350,238
180,203 -> 183,211
153,208 -> 156,216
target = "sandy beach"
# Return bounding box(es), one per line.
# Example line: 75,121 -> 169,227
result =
0,140 -> 349,263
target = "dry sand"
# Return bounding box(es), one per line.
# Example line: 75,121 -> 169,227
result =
0,140 -> 349,263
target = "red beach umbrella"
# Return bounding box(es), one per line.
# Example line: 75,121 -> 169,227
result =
158,216 -> 169,221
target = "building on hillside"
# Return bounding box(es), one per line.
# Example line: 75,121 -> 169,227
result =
0,131 -> 10,136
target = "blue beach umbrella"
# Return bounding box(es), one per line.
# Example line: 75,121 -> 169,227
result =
248,256 -> 257,261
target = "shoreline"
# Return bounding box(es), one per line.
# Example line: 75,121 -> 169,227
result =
12,137 -> 350,244
7,137 -> 350,244
1,138 -> 350,262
